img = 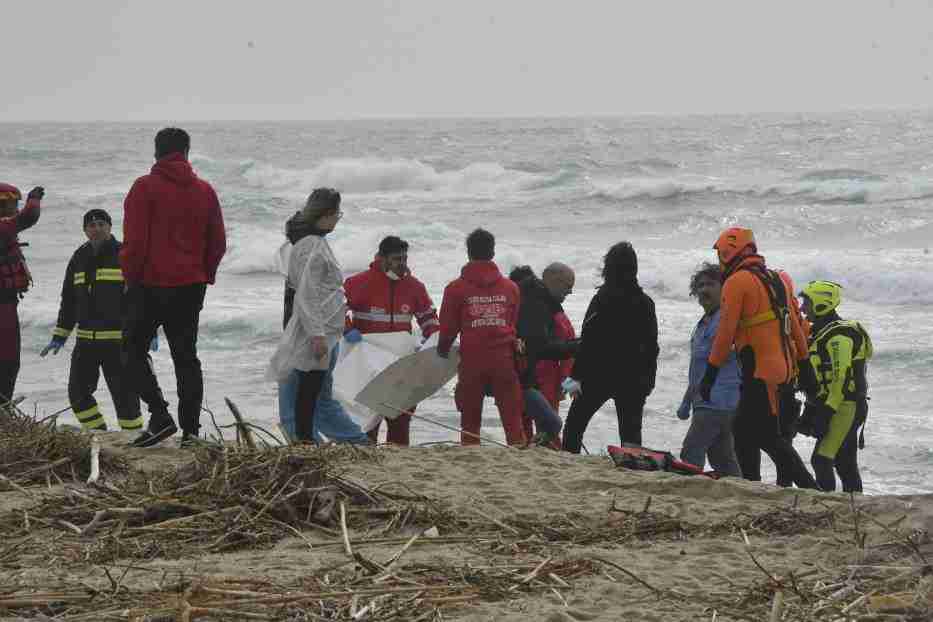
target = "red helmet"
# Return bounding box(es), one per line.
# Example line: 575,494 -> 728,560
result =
0,183 -> 22,202
713,227 -> 756,267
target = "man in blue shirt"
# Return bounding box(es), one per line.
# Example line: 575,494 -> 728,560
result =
677,263 -> 742,476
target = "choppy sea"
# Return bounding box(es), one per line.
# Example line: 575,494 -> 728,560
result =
2,112 -> 932,494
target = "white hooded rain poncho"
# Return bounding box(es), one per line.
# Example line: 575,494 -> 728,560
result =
267,233 -> 346,381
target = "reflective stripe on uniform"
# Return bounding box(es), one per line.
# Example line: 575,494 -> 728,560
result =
118,415 -> 144,430
53,326 -> 72,338
75,328 -> 123,340
95,268 -> 124,282
353,311 -> 413,324
74,405 -> 105,429
738,309 -> 776,329
73,272 -> 86,285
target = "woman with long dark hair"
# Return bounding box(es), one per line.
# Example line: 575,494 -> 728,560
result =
561,242 -> 659,453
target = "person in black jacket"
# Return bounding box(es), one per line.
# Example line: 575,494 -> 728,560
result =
561,242 -> 659,453
40,209 -> 145,432
512,263 -> 579,445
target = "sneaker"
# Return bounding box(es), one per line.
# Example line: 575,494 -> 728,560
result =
531,431 -> 556,447
131,421 -> 178,448
179,432 -> 199,449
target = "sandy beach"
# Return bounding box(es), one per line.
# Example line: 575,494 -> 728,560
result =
2,421 -> 932,621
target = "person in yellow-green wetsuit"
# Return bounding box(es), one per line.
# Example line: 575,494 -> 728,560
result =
797,280 -> 873,493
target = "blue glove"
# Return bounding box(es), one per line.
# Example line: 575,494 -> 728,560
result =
149,335 -> 159,352
344,329 -> 363,344
561,377 -> 582,397
677,400 -> 691,420
40,335 -> 66,357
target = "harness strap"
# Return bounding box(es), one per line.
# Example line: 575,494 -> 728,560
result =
740,264 -> 795,382
738,309 -> 776,329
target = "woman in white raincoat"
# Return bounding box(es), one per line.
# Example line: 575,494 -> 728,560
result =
267,188 -> 346,442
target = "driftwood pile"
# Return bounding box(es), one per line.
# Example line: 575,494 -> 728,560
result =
0,401 -> 128,490
0,401 -> 931,620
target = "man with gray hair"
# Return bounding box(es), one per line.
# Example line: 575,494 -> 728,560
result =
513,261 -> 579,445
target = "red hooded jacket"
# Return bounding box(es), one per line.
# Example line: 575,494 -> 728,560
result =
120,153 -> 227,287
344,259 -> 439,336
438,261 -> 520,362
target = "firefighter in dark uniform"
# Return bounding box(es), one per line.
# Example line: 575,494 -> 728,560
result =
41,209 -> 144,431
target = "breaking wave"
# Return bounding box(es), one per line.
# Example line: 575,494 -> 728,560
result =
240,157 -> 562,195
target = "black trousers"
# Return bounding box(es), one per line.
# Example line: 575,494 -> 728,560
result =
562,384 -> 647,454
295,369 -> 326,442
733,378 -> 818,489
0,301 -> 20,405
69,340 -> 142,431
776,384 -> 802,487
124,284 -> 206,434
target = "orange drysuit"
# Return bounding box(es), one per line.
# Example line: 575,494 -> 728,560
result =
708,256 -> 808,416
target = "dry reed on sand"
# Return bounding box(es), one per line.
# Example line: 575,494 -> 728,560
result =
2,408 -> 931,620
0,402 -> 128,488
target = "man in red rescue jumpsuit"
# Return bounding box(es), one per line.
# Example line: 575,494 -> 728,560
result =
344,235 -> 439,445
0,183 -> 44,406
437,228 -> 525,446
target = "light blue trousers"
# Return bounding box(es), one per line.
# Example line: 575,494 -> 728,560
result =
278,342 -> 369,444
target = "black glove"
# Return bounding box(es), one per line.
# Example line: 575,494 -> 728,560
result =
698,364 -> 719,403
27,186 -> 45,201
796,360 -> 817,395
797,401 -> 833,438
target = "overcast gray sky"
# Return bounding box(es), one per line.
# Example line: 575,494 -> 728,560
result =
3,0 -> 933,121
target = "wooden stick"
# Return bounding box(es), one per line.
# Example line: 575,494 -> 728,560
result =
225,397 -> 256,450
86,435 -> 101,484
768,590 -> 784,622
467,505 -> 520,535
510,557 -> 551,591
191,585 -> 462,609
148,506 -> 244,529
592,556 -> 663,597
371,532 -> 425,585
13,457 -> 71,479
339,501 -> 383,574
0,474 -> 34,498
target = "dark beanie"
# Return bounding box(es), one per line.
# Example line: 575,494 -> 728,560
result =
83,208 -> 112,227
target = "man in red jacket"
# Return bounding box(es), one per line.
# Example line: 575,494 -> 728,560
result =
121,128 -> 227,448
438,228 -> 525,446
344,236 -> 439,446
0,183 -> 44,407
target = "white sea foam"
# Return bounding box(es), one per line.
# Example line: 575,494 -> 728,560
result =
588,173 -> 933,204
241,157 -> 552,195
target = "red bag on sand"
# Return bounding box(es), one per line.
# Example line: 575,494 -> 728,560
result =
607,445 -> 719,479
